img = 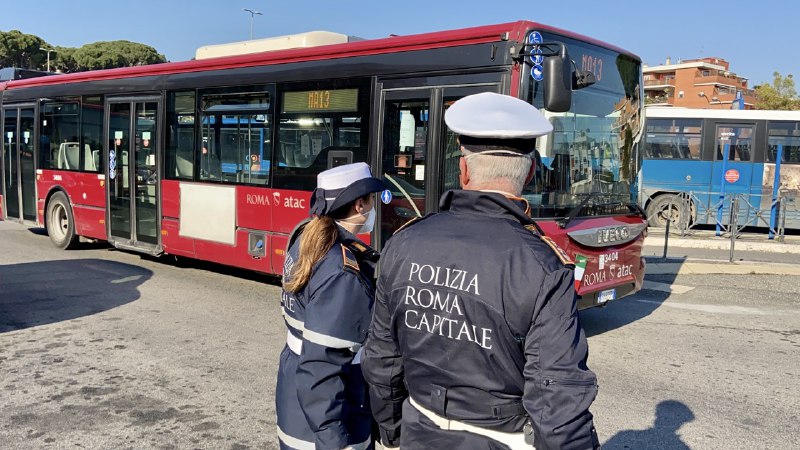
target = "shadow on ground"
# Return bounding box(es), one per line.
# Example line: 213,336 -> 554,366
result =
0,259 -> 152,332
603,400 -> 695,450
579,256 -> 687,337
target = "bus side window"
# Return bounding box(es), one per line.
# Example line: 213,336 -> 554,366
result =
166,91 -> 196,181
81,96 -> 104,172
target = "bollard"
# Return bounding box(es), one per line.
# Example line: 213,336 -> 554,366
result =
663,206 -> 670,260
662,196 -> 675,260
729,195 -> 738,263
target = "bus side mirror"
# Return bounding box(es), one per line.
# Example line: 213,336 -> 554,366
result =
543,47 -> 572,113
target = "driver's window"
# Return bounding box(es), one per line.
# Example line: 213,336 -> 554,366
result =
380,98 -> 428,244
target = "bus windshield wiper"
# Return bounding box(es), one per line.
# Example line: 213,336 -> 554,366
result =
627,202 -> 648,220
557,192 -> 601,229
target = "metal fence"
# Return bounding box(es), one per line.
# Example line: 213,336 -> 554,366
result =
645,190 -> 791,262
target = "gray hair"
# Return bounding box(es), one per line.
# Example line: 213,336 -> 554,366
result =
462,149 -> 532,194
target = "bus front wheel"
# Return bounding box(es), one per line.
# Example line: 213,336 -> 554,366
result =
646,194 -> 693,229
46,192 -> 79,250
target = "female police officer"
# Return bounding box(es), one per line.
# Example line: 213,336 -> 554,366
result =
276,162 -> 385,450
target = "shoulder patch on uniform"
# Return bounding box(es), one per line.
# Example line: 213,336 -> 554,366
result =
540,236 -> 573,266
349,241 -> 368,253
524,224 -> 540,235
341,244 -> 360,272
524,224 -> 573,265
394,213 -> 434,235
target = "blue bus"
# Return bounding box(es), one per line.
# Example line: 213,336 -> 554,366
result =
641,107 -> 800,231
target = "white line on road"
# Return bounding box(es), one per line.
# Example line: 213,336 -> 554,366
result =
635,299 -> 768,315
642,280 -> 695,295
112,275 -> 143,284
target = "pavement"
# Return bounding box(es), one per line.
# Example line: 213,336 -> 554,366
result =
643,227 -> 800,275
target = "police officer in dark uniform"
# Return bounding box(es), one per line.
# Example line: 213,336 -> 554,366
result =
361,93 -> 600,450
277,162 -> 385,450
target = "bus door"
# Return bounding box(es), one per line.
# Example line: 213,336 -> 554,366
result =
711,122 -> 757,225
2,104 -> 37,223
375,82 -> 499,247
105,97 -> 161,253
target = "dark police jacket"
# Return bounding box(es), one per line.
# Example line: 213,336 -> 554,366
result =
361,190 -> 599,450
277,225 -> 378,449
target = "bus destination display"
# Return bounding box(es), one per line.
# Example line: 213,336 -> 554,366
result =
282,89 -> 358,113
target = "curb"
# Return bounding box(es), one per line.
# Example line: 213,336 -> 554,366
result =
646,260 -> 800,276
643,235 -> 800,254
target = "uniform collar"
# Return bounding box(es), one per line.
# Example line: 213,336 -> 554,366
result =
439,190 -> 534,225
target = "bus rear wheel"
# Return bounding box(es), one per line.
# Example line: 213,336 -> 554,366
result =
646,194 -> 693,229
46,192 -> 79,250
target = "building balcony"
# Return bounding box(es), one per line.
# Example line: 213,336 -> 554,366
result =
645,95 -> 675,106
644,78 -> 676,90
694,74 -> 747,89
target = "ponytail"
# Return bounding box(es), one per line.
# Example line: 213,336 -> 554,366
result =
283,215 -> 339,293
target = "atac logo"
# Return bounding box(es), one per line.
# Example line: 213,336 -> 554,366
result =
273,192 -> 306,209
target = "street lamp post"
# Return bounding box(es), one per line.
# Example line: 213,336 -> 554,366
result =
242,8 -> 263,40
39,47 -> 57,72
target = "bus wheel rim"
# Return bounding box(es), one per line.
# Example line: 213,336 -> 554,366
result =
52,203 -> 68,239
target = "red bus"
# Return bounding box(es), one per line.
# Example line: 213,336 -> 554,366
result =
0,21 -> 646,309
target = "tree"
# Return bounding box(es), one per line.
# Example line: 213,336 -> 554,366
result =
53,46 -> 79,73
0,30 -> 48,69
72,41 -> 166,70
754,72 -> 800,110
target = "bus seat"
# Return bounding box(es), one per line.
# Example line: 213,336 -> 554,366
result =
57,142 -> 81,170
92,150 -> 101,171
175,154 -> 193,177
281,142 -> 297,167
83,144 -> 96,171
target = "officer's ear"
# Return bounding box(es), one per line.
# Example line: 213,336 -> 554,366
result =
458,153 -> 470,188
524,156 -> 536,185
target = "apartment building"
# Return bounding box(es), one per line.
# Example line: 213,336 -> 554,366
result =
643,57 -> 755,109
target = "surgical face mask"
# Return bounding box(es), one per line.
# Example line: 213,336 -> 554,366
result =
338,205 -> 376,234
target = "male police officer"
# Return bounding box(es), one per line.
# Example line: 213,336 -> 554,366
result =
361,93 -> 599,450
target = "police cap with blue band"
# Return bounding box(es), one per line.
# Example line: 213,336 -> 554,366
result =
309,162 -> 387,217
444,92 -> 554,155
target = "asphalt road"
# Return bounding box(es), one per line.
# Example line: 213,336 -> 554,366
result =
1,220 -> 799,449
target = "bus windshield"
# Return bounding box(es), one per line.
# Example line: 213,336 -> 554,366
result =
525,33 -> 642,219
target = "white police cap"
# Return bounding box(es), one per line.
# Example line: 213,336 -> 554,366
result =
445,92 -> 553,154
309,162 -> 386,216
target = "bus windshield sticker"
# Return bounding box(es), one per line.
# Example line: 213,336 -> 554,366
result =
531,65 -> 544,81
381,189 -> 392,205
109,150 -> 116,179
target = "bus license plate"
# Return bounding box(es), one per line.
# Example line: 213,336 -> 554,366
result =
598,289 -> 616,304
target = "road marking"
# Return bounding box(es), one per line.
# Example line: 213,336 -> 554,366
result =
112,275 -> 143,284
642,280 -> 695,295
635,299 -> 767,315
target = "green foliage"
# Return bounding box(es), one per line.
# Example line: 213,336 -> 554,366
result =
754,72 -> 800,110
0,30 -> 166,73
53,46 -> 78,73
72,41 -> 166,70
0,30 -> 48,69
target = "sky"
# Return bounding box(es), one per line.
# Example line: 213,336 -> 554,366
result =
0,0 -> 796,86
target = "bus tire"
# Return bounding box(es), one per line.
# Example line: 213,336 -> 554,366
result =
46,192 -> 79,250
646,194 -> 691,229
